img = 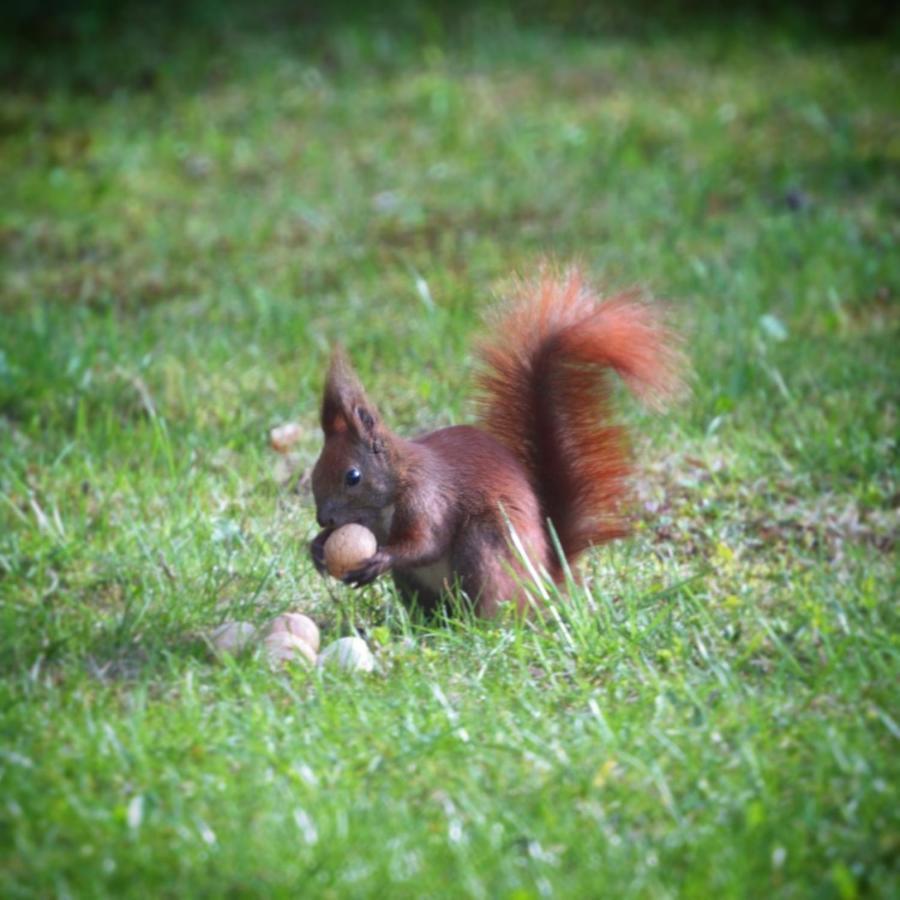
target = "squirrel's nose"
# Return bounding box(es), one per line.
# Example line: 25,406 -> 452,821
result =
316,511 -> 335,528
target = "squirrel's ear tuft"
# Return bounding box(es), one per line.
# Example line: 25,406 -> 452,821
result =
321,347 -> 384,448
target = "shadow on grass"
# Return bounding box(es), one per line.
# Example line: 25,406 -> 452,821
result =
2,0 -> 897,95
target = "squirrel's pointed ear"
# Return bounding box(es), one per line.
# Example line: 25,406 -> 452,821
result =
321,347 -> 385,450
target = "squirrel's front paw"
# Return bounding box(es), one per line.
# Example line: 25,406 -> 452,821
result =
342,551 -> 390,588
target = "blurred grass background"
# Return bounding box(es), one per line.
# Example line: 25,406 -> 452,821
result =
0,2 -> 898,897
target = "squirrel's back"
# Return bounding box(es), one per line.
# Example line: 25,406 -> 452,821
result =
474,268 -> 683,572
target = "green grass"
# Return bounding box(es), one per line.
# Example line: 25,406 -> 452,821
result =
1,5 -> 898,897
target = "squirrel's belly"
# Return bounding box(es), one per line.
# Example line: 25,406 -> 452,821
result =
406,556 -> 453,594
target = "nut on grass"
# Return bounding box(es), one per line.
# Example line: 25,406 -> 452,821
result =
317,636 -> 375,673
262,631 -> 317,667
209,621 -> 257,658
266,613 -> 320,653
269,422 -> 304,453
323,524 -> 378,579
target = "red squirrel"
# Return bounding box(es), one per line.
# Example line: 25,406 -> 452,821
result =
310,268 -> 683,617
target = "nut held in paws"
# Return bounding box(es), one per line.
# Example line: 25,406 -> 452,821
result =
323,524 -> 378,579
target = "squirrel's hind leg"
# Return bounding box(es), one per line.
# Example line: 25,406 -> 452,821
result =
452,523 -> 542,619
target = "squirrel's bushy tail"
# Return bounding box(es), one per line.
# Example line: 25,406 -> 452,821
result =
475,268 -> 683,570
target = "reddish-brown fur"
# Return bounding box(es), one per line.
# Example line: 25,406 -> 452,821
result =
310,268 -> 682,616
475,269 -> 683,576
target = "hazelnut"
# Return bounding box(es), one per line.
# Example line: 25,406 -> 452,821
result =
323,524 -> 377,579
266,613 -> 320,652
317,636 -> 375,673
269,422 -> 303,453
209,621 -> 257,657
262,631 -> 316,667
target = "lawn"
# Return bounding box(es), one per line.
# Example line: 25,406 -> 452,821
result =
1,3 -> 898,897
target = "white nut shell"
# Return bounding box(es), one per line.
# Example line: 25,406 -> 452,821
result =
210,621 -> 257,657
317,636 -> 375,673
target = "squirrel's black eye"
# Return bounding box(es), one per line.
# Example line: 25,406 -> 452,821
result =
345,467 -> 362,487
